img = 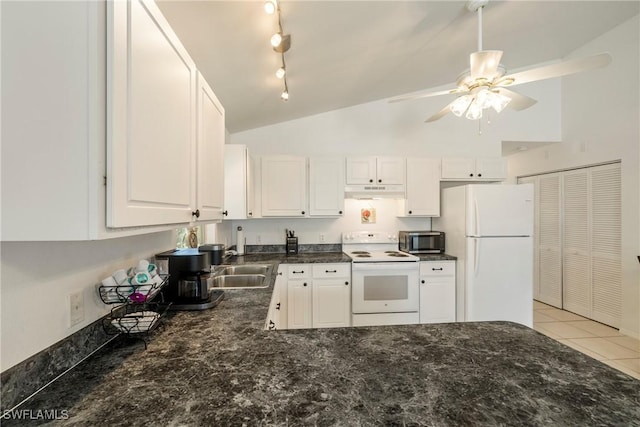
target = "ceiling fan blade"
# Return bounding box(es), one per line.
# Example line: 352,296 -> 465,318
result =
425,104 -> 452,123
470,50 -> 503,79
498,52 -> 612,87
494,88 -> 537,111
388,88 -> 460,103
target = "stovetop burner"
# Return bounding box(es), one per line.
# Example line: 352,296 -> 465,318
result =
342,231 -> 419,262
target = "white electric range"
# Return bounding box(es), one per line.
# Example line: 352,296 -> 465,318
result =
342,231 -> 420,327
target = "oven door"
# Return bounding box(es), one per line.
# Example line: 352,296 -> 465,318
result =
351,262 -> 419,313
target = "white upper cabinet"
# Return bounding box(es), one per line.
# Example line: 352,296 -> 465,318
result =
399,158 -> 441,217
108,0 -> 198,227
346,157 -> 404,185
2,1 -> 226,240
441,157 -> 507,181
223,145 -> 255,220
195,71 -> 225,222
261,156 -> 307,217
309,158 -> 345,216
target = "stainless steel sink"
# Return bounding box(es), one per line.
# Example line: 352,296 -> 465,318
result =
212,264 -> 271,276
210,274 -> 268,289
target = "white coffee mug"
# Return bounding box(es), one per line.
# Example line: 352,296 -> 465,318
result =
113,269 -> 128,285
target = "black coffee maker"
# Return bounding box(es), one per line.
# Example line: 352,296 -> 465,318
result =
157,248 -> 224,310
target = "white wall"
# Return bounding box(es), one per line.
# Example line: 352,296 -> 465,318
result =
507,16 -> 640,338
0,231 -> 176,371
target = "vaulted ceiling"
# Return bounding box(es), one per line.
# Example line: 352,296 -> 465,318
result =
157,1 -> 639,133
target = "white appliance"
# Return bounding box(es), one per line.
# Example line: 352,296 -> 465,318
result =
343,231 -> 420,327
432,184 -> 534,327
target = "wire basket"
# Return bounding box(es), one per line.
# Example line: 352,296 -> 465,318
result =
99,274 -> 169,304
103,302 -> 171,335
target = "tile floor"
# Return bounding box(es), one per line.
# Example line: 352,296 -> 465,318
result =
533,300 -> 640,380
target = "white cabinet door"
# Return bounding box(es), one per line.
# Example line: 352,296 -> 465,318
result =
419,261 -> 456,324
311,263 -> 351,328
108,0 -> 197,227
309,158 -> 344,216
420,278 -> 456,324
261,156 -> 307,217
195,72 -> 224,222
312,279 -> 351,328
376,157 -> 405,184
441,157 -> 506,181
441,158 -> 476,180
476,158 -> 507,180
346,157 -> 377,184
223,145 -> 255,220
402,158 -> 440,217
287,279 -> 312,329
537,173 -> 563,308
346,157 -> 404,185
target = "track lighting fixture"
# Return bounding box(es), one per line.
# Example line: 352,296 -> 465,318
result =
264,1 -> 291,101
264,0 -> 277,15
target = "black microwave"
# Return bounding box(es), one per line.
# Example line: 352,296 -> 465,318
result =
398,231 -> 445,254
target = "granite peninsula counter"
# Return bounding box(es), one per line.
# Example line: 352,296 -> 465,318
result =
3,253 -> 638,426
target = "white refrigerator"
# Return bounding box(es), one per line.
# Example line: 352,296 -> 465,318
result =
432,184 -> 534,327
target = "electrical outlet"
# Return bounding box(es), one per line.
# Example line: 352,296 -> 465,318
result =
319,233 -> 325,243
256,234 -> 262,244
69,291 -> 84,327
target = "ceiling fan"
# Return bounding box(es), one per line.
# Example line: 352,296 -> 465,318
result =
389,0 -> 612,123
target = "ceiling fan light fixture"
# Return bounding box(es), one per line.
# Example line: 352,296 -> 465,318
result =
275,67 -> 286,79
490,92 -> 511,113
450,95 -> 473,117
281,90 -> 289,101
465,99 -> 483,120
475,88 -> 493,109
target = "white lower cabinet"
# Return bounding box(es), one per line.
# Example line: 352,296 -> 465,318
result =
312,264 -> 351,328
419,261 -> 456,324
269,263 -> 351,330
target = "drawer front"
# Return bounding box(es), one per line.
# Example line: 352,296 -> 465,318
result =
312,263 -> 351,279
287,264 -> 311,279
420,261 -> 455,276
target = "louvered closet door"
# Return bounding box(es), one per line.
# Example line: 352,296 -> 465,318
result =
563,170 -> 591,318
538,173 -> 563,308
518,176 -> 540,301
589,164 -> 621,327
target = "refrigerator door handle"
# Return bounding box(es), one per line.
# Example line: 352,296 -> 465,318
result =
474,238 -> 480,276
474,198 -> 480,236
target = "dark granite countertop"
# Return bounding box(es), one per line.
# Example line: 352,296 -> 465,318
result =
415,253 -> 457,261
4,255 -> 638,426
224,251 -> 353,265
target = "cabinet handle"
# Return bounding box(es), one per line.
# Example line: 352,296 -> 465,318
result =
303,283 -> 308,287
469,173 -> 474,177
248,211 -> 253,216
478,173 -> 482,177
408,210 -> 412,214
223,210 -> 228,216
345,281 -> 349,286
432,267 -> 443,271
276,303 -> 281,310
339,210 -> 343,214
369,179 -> 373,183
268,320 -> 275,330
292,270 -> 305,274
278,271 -> 283,276
421,280 -> 425,284
301,211 -> 305,215
378,179 -> 382,183
192,209 -> 200,218
325,269 -> 337,273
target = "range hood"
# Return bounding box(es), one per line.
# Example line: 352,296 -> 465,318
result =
344,184 -> 405,199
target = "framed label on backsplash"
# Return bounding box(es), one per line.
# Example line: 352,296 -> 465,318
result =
361,208 -> 376,224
